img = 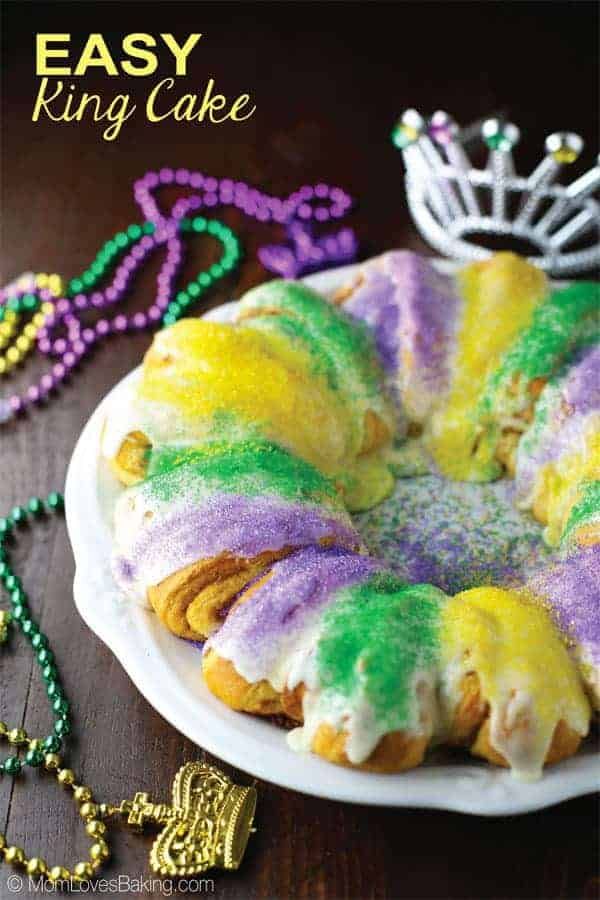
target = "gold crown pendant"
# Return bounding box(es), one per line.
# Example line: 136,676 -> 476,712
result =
0,754 -> 256,882
117,762 -> 257,877
0,496 -> 256,885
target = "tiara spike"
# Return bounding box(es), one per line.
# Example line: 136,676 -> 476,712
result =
535,155 -> 600,236
515,132 -> 584,229
404,146 -> 450,226
429,111 -> 480,217
482,119 -> 520,220
549,202 -> 599,250
395,110 -> 454,227
419,135 -> 464,220
394,108 -> 599,275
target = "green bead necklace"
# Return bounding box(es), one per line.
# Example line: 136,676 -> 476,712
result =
0,292 -> 45,322
0,493 -> 256,882
0,493 -> 101,881
64,216 -> 242,327
0,492 -> 69,780
0,217 -> 241,328
0,493 -> 71,776
0,215 -> 242,422
0,494 -> 125,881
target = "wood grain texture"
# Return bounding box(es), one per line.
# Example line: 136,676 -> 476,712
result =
1,2 -> 598,897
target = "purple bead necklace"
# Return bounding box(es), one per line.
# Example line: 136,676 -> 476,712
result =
133,167 -> 357,278
0,218 -> 240,423
1,169 -> 357,425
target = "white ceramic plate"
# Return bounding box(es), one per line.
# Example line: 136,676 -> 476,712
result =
65,261 -> 599,815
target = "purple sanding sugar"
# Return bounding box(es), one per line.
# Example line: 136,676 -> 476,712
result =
206,545 -> 382,682
529,544 -> 600,662
521,415 -> 598,505
342,252 -> 459,418
355,475 -> 553,594
562,344 -> 600,416
114,492 -> 360,592
343,268 -> 400,371
515,344 -> 600,503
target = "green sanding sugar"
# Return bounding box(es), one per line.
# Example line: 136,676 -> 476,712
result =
480,282 -> 600,414
316,577 -> 444,732
242,312 -> 338,388
515,364 -> 563,461
562,480 -> 600,546
145,439 -> 342,506
239,279 -> 386,401
355,475 -> 554,593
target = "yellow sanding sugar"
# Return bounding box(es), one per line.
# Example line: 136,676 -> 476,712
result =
428,253 -> 548,480
535,427 -> 600,546
138,319 -> 381,500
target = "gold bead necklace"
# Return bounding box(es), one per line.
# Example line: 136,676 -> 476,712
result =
0,273 -> 62,376
0,494 -> 256,884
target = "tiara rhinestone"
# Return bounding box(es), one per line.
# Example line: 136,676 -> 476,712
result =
391,109 -> 425,150
393,108 -> 599,275
482,119 -> 520,152
546,132 -> 583,165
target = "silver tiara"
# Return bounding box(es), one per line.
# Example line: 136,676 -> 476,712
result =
392,109 -> 599,275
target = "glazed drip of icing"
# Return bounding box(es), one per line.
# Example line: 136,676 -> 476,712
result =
427,252 -> 548,481
561,480 -> 600,548
515,344 -> 600,514
527,544 -> 600,708
236,279 -> 396,437
440,587 -> 590,780
112,448 -> 360,603
288,576 -> 446,764
338,251 -> 460,423
205,546 -> 382,691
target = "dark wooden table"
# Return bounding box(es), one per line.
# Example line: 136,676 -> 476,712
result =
1,3 -> 598,897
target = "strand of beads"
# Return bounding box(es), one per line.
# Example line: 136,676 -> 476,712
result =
0,492 -> 71,768
0,310 -> 18,353
0,492 -> 111,883
133,167 -> 358,278
0,217 -> 241,424
1,171 -> 357,425
0,294 -> 55,376
0,274 -> 63,376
